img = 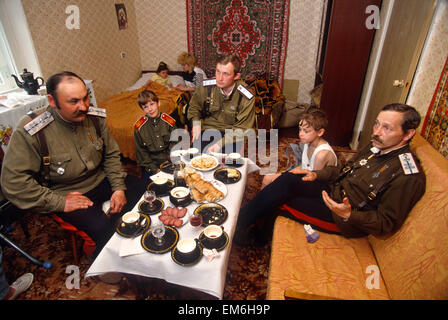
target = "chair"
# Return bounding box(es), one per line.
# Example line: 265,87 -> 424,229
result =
0,148 -> 51,269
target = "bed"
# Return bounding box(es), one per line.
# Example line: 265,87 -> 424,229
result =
99,72 -> 192,161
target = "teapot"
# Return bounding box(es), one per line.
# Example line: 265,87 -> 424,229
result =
11,69 -> 45,95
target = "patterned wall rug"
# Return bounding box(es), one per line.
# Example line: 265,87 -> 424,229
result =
422,56 -> 448,159
186,0 -> 290,89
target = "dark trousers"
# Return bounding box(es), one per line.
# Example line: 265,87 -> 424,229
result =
237,172 -> 340,237
56,175 -> 147,257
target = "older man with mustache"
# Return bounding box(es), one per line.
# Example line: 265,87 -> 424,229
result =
235,104 -> 426,245
1,71 -> 145,258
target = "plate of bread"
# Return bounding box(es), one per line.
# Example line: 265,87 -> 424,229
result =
184,167 -> 226,203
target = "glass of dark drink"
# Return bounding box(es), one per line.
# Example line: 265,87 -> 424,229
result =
189,214 -> 203,227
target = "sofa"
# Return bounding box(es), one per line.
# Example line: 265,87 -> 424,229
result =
267,134 -> 448,300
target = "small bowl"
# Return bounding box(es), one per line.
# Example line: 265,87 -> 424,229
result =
169,187 -> 191,206
184,148 -> 199,161
226,152 -> 243,165
153,176 -> 168,185
175,238 -> 199,259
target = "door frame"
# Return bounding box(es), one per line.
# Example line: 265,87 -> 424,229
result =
350,0 -> 436,150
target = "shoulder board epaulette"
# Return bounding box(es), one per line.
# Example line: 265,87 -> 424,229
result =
399,153 -> 419,175
87,107 -> 106,118
237,84 -> 254,100
24,111 -> 54,136
161,113 -> 176,127
134,116 -> 148,130
203,79 -> 216,86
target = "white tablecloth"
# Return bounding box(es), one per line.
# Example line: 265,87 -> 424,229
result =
0,91 -> 48,152
85,158 -> 260,299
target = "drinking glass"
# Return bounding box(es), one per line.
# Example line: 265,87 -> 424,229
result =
151,223 -> 166,246
143,190 -> 156,209
189,214 -> 203,227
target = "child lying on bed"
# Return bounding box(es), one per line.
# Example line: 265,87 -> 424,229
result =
134,90 -> 177,181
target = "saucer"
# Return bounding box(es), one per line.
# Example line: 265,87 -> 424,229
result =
141,225 -> 179,254
170,195 -> 194,207
116,214 -> 151,238
147,179 -> 175,197
171,246 -> 203,266
138,198 -> 164,215
199,231 -> 229,251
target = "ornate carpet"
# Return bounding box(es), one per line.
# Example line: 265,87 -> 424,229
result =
187,0 -> 290,89
422,56 -> 448,159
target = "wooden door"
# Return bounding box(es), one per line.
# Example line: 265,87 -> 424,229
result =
357,0 -> 436,148
319,0 -> 381,147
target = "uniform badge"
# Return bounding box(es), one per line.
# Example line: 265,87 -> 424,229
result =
237,84 -> 254,99
161,113 -> 175,127
87,107 -> 106,117
24,111 -> 54,136
203,79 -> 216,86
134,116 -> 148,130
399,153 -> 419,175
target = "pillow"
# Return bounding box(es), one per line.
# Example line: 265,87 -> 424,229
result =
169,75 -> 185,88
126,73 -> 153,91
126,73 -> 186,91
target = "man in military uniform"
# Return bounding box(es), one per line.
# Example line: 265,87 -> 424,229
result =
1,71 -> 144,257
134,90 -> 177,180
187,53 -> 255,153
235,104 -> 426,245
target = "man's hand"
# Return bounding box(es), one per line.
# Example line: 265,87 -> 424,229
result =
64,192 -> 93,212
109,190 -> 127,214
191,125 -> 201,142
289,167 -> 317,181
322,191 -> 351,220
207,143 -> 221,153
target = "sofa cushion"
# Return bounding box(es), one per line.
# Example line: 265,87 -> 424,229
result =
267,216 -> 389,300
368,134 -> 448,299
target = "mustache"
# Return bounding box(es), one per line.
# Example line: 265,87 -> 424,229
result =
75,109 -> 89,116
371,135 -> 383,144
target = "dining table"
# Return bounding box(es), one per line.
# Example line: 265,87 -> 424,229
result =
85,154 -> 260,299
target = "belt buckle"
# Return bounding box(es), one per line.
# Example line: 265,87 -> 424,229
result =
43,156 -> 50,166
367,191 -> 376,201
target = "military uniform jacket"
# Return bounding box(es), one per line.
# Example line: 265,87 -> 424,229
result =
187,79 -> 255,147
133,113 -> 176,174
315,143 -> 426,237
1,106 -> 127,214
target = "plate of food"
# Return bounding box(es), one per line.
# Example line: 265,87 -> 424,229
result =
194,203 -> 228,226
190,154 -> 219,171
184,168 -> 227,203
157,206 -> 191,228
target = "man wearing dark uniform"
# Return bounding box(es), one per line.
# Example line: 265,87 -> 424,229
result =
133,90 -> 176,180
235,104 -> 426,244
1,71 -> 144,257
187,54 -> 255,153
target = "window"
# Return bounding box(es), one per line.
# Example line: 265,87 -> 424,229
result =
0,0 -> 42,94
0,19 -> 18,93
